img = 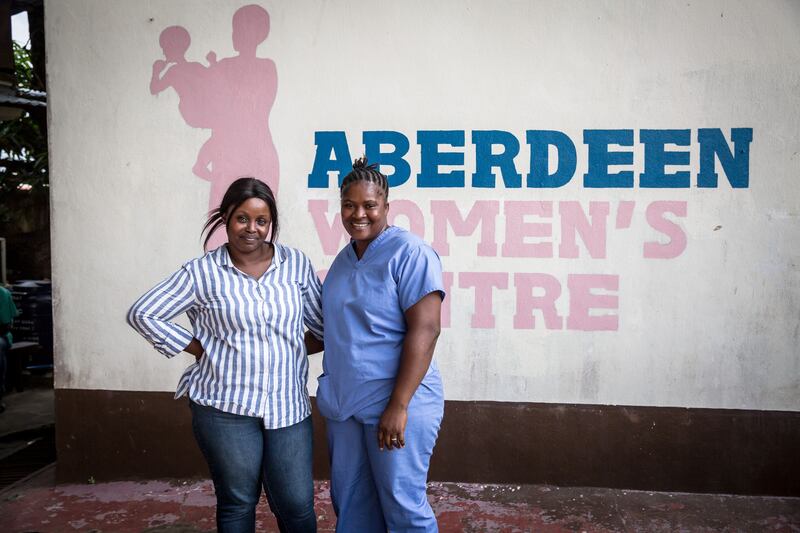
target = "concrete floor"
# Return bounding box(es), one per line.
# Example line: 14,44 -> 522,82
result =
1,388 -> 799,531
0,466 -> 798,532
0,387 -> 54,440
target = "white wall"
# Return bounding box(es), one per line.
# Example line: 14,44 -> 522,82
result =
46,0 -> 800,410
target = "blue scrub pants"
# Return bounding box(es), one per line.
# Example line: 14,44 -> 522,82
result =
190,402 -> 317,533
326,393 -> 444,533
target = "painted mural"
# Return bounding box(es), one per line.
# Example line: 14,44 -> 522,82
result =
150,5 -> 753,331
147,3 -> 756,335
306,128 -> 752,331
41,0 -> 797,410
150,4 -> 279,249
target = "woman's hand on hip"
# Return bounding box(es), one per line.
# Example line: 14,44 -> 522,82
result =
184,338 -> 204,362
378,400 -> 407,451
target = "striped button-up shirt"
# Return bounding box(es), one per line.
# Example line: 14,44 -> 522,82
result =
127,244 -> 323,429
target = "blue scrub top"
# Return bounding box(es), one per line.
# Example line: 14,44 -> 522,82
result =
318,226 -> 445,422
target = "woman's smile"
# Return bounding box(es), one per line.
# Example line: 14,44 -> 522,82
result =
340,181 -> 389,257
349,220 -> 371,231
225,198 -> 272,257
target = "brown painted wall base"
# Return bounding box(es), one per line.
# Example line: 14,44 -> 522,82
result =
55,389 -> 800,496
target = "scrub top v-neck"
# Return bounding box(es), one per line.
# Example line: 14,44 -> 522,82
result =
318,226 -> 445,423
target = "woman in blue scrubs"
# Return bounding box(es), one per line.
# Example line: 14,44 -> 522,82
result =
318,158 -> 445,532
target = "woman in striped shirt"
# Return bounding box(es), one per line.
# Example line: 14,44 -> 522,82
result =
128,177 -> 323,533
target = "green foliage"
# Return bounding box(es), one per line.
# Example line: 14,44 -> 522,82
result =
13,40 -> 34,88
0,41 -> 48,228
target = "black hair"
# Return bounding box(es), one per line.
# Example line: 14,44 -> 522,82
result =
340,157 -> 389,199
202,177 -> 279,248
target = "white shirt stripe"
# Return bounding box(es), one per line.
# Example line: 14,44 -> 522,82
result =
127,244 -> 324,429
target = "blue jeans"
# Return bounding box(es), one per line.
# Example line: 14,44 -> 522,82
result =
190,402 -> 317,533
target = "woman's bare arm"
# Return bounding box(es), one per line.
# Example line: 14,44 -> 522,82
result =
377,291 -> 442,450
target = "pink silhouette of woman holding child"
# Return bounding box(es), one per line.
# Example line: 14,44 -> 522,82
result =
150,5 -> 280,249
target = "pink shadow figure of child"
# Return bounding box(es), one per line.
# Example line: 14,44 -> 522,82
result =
151,26 -> 220,189
151,5 -> 280,250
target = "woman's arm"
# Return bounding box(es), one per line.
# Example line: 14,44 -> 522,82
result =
184,338 -> 204,361
304,330 -> 324,355
301,256 -> 325,355
127,267 -> 198,358
0,289 -> 17,335
377,291 -> 442,450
